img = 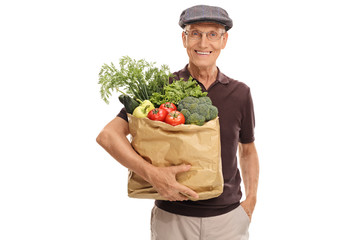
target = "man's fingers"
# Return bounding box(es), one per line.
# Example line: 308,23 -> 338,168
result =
153,165 -> 199,200
177,184 -> 199,199
171,193 -> 188,202
171,164 -> 192,174
170,165 -> 199,199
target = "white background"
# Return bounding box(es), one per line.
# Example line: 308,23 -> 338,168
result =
1,0 -> 359,239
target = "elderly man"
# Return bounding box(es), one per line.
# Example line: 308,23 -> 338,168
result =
97,5 -> 259,240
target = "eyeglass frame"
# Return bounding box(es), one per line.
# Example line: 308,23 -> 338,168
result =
183,30 -> 226,41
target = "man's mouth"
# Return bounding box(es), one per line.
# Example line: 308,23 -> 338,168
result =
195,50 -> 212,55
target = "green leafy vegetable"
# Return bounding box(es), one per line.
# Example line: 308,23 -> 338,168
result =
150,77 -> 207,106
98,56 -> 173,104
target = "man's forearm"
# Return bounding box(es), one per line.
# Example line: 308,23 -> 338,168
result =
239,142 -> 259,200
96,120 -> 155,182
96,117 -> 198,200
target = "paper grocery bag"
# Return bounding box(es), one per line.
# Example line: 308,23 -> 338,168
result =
127,113 -> 223,201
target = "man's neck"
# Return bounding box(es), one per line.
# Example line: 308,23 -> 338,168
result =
187,63 -> 218,90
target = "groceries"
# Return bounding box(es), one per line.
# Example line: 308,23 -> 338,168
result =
98,56 -> 218,126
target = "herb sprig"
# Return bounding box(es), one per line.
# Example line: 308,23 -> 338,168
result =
98,56 -> 173,104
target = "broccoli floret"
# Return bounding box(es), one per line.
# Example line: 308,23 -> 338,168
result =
198,96 -> 212,105
208,105 -> 218,120
177,102 -> 185,111
180,109 -> 191,122
181,96 -> 199,105
187,103 -> 198,113
187,113 -> 205,126
197,104 -> 211,120
178,96 -> 198,111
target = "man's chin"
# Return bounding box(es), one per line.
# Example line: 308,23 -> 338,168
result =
189,59 -> 216,69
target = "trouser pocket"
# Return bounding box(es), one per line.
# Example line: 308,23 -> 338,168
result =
239,205 -> 251,224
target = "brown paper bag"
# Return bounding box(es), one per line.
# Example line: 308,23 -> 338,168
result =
127,113 -> 223,201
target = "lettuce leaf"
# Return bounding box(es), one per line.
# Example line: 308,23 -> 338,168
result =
150,77 -> 207,106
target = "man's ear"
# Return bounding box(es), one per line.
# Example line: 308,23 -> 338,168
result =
221,32 -> 229,49
182,31 -> 187,48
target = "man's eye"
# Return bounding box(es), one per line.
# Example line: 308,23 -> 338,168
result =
191,31 -> 200,36
209,32 -> 218,37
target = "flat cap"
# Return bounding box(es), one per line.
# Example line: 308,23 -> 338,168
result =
179,5 -> 233,31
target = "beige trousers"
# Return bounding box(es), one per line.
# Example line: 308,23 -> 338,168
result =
151,205 -> 250,240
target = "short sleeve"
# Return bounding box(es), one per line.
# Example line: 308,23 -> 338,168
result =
239,88 -> 255,143
117,107 -> 128,122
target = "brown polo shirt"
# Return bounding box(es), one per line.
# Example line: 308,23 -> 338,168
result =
117,65 -> 255,217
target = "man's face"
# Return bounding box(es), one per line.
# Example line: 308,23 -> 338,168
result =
182,22 -> 228,69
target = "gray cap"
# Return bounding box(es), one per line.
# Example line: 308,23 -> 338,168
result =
179,5 -> 233,31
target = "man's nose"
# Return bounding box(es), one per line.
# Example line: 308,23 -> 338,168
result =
199,33 -> 209,47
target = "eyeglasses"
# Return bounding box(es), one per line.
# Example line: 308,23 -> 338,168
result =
184,30 -> 225,41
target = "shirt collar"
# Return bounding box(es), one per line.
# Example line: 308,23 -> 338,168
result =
178,64 -> 230,85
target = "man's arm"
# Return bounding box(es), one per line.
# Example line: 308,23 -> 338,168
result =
96,117 -> 199,201
239,142 -> 259,220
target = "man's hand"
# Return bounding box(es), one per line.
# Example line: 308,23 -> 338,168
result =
147,164 -> 199,201
240,197 -> 256,221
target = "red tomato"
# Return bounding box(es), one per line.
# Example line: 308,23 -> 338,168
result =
165,111 -> 185,126
160,102 -> 177,114
147,108 -> 168,121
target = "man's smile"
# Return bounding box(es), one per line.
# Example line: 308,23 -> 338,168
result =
195,50 -> 212,55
